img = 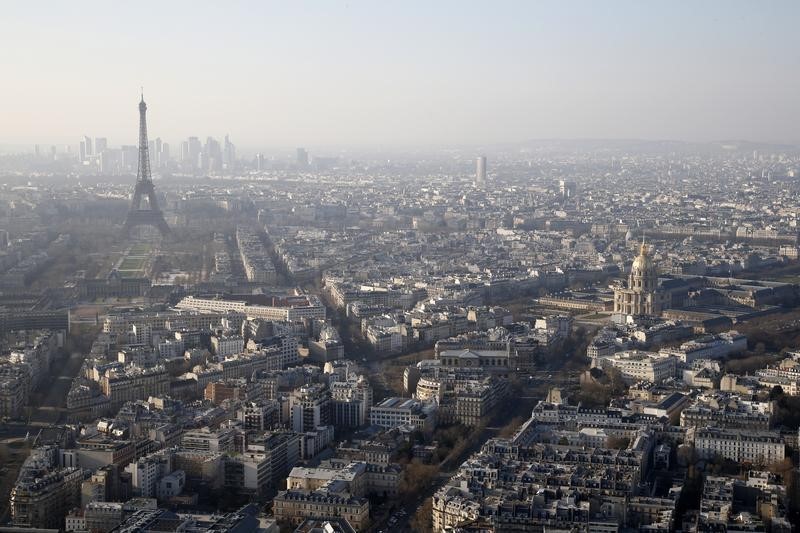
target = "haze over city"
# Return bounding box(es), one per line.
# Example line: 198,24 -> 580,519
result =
2,0 -> 800,149
4,3 -> 800,533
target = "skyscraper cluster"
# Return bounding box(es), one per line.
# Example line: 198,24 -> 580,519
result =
78,134 -> 169,175
178,135 -> 236,173
73,133 -> 236,175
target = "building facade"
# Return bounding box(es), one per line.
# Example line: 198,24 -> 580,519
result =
614,243 -> 667,317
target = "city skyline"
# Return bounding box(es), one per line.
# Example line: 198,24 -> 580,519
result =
4,3 -> 800,532
3,1 -> 800,148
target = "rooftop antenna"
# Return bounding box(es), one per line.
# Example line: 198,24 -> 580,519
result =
140,86 -> 144,102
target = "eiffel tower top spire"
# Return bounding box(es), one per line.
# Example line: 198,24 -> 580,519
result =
137,91 -> 151,184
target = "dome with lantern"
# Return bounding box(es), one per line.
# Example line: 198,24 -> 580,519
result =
631,242 -> 654,275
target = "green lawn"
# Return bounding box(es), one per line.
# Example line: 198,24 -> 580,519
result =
119,257 -> 147,271
128,243 -> 152,255
117,245 -> 151,277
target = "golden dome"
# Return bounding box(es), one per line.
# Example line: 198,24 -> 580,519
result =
631,242 -> 652,272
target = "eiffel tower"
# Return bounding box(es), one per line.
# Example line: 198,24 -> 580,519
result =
123,92 -> 171,238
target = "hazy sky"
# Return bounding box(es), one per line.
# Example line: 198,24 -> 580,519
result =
2,1 -> 799,149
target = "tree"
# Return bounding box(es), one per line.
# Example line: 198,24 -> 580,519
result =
773,394 -> 800,430
399,461 -> 438,500
770,385 -> 785,400
606,367 -> 627,396
607,436 -> 631,450
676,444 -> 697,467
768,457 -> 794,477
410,497 -> 433,533
498,416 -> 526,438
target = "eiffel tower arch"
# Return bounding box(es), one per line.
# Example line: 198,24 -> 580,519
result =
123,93 -> 171,238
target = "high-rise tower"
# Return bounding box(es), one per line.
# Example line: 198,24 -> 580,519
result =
476,155 -> 487,186
296,147 -> 309,168
123,93 -> 171,238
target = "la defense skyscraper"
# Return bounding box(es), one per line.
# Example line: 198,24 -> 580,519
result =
123,93 -> 171,238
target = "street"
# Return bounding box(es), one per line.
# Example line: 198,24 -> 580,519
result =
0,349 -> 86,443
